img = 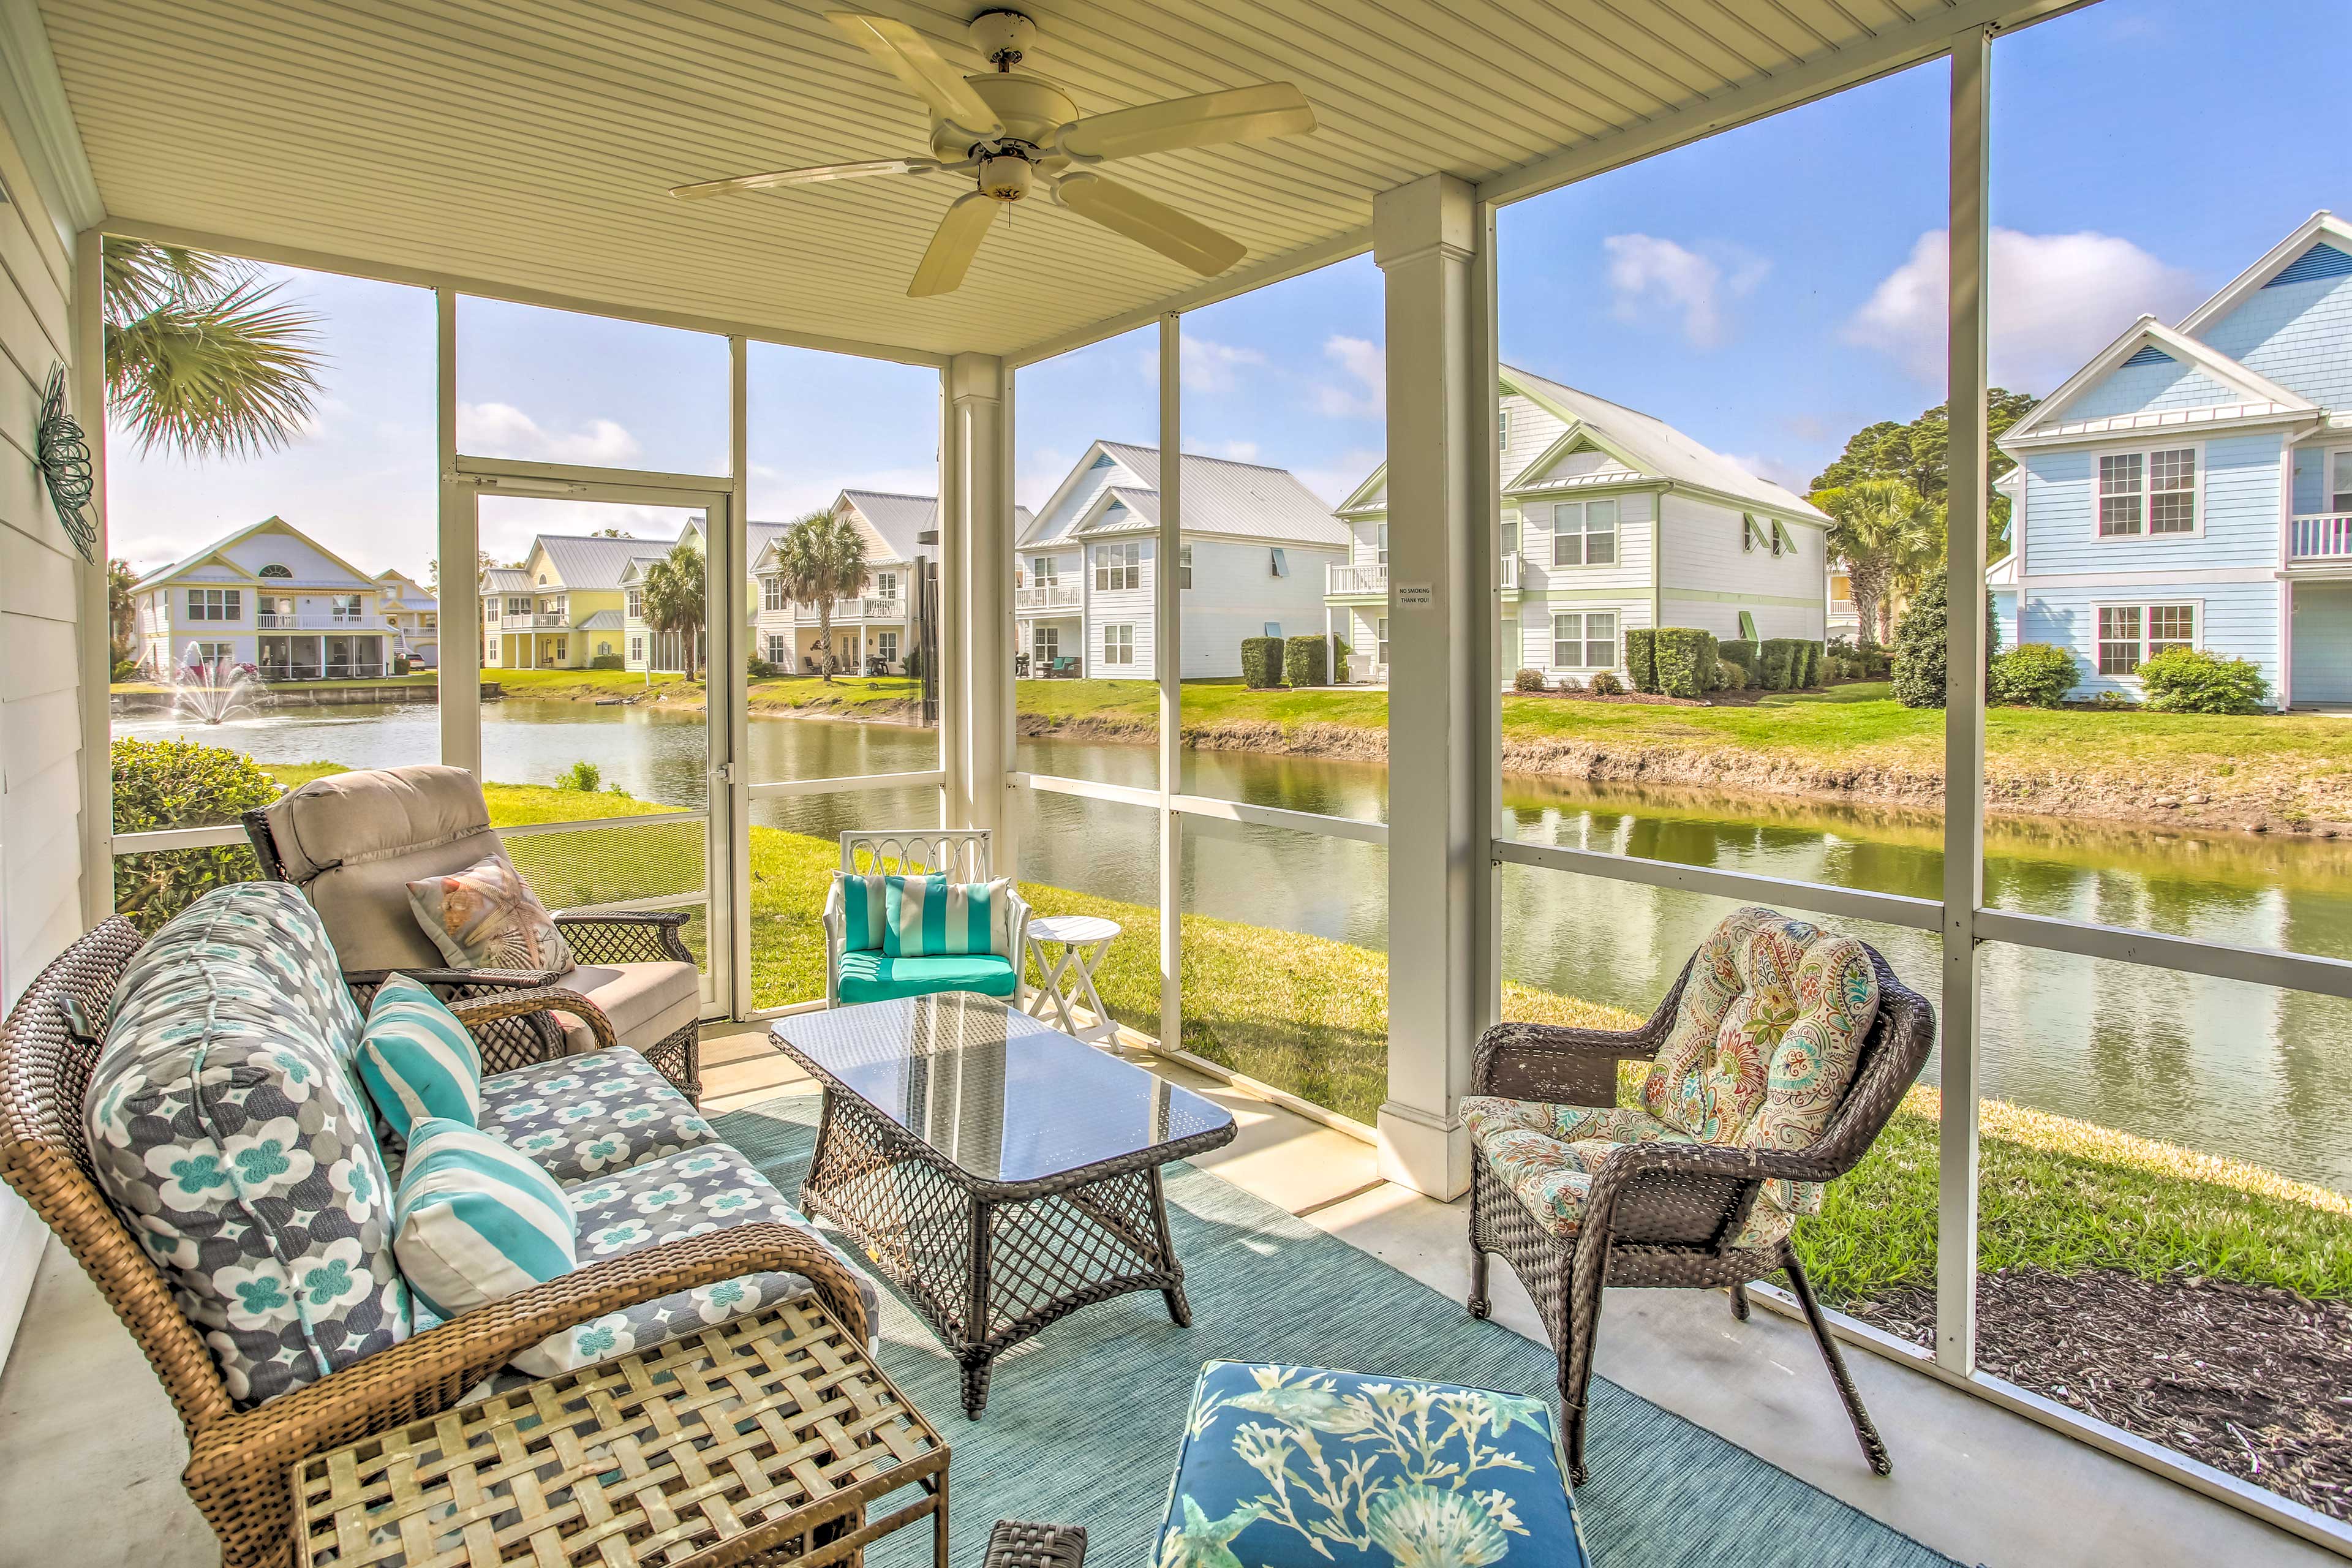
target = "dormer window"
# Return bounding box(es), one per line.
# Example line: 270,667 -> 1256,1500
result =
258,563 -> 292,578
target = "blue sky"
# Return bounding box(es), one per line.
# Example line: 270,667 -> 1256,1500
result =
109,0 -> 2351,584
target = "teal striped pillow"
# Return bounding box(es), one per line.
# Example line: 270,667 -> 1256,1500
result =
358,974 -> 483,1138
883,875 -> 1014,958
392,1118 -> 576,1322
835,872 -> 890,952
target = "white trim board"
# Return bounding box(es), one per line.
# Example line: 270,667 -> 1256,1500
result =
2014,567 -> 2275,589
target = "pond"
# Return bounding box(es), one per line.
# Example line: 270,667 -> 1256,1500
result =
116,695 -> 2352,1193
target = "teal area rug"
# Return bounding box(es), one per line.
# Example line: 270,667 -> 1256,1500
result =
715,1097 -> 1957,1568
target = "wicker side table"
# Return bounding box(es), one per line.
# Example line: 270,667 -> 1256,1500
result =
292,1297 -> 948,1568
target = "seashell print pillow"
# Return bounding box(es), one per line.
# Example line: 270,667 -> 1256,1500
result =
405,851 -> 573,973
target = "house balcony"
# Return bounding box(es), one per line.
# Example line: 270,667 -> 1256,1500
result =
256,612 -> 371,630
1501,552 -> 1522,594
1016,582 -> 1082,611
782,596 -> 906,622
1326,561 -> 1387,597
2290,513 -> 2352,562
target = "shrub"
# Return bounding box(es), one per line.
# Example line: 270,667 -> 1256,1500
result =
1240,636 -> 1283,689
743,655 -> 775,679
1513,666 -> 1547,692
1623,628 -> 1657,693
1283,635 -> 1329,688
1589,669 -> 1625,696
1758,638 -> 1798,690
2137,646 -> 2271,714
555,760 -> 603,792
111,656 -> 142,682
390,654 -> 411,676
1717,639 -> 1758,684
1805,641 -> 1826,686
1330,637 -> 1352,684
1703,658 -> 1728,692
1989,643 -> 2079,707
110,737 -> 281,932
1890,577 -> 2000,709
589,653 -> 624,671
1653,628 -> 1719,698
1719,662 -> 1747,692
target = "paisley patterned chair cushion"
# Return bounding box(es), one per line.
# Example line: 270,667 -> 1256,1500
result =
507,1144 -> 880,1378
1158,1360 -> 1588,1568
404,850 -> 573,972
85,883 -> 410,1408
475,1049 -> 721,1186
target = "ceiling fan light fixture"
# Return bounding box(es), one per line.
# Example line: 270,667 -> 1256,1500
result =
977,151 -> 1033,202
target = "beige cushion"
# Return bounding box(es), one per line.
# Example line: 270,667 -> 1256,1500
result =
265,765 -> 503,972
554,961 -> 701,1054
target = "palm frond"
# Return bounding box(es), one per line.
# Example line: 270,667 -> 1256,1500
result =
104,277 -> 326,459
100,236 -> 257,325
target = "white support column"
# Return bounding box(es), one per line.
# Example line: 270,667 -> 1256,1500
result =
726,336 -> 753,1019
73,227 -> 111,929
435,288 -> 480,774
1157,313 -> 1183,1052
948,353 -> 1010,837
1938,23 -> 1991,1378
1376,173 -> 1490,1199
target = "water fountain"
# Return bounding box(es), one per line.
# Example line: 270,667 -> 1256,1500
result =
167,643 -> 266,725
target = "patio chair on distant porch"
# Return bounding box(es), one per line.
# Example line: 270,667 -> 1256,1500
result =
822,829 -> 1030,1008
1465,905 -> 1934,1485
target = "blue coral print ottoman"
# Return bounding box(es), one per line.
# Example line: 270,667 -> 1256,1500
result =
1158,1362 -> 1589,1568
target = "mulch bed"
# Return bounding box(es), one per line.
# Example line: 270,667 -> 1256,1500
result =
1846,1267 -> 2352,1518
1510,687 -> 1706,707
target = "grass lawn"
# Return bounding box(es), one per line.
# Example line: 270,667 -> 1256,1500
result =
487,666 -> 922,720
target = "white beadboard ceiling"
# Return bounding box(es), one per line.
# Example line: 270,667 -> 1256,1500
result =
39,0 -> 2058,361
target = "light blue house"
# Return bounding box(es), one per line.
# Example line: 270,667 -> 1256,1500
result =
1998,211 -> 2352,708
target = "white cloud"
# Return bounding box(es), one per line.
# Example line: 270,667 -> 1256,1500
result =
1295,446 -> 1385,506
1725,451 -> 1812,494
1603,235 -> 1769,349
1845,228 -> 2204,392
456,401 -> 643,466
1312,335 -> 1385,419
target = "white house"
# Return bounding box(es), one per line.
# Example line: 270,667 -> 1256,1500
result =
750,490 -> 963,676
132,515 -> 399,681
1327,366 -> 1830,684
374,570 -> 439,669
1016,441 -> 1347,678
1998,211 -> 2352,707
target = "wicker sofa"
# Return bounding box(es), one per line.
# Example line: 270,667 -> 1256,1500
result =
0,884 -> 875,1568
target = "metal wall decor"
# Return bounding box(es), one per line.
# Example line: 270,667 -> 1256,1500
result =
36,363 -> 95,562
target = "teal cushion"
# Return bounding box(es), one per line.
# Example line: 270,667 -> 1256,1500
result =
883,875 -> 1014,958
1160,1360 -> 1589,1568
837,872 -> 889,952
837,949 -> 1019,1004
358,974 -> 483,1138
392,1118 -> 576,1322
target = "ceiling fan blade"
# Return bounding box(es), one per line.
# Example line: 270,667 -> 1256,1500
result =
1058,84 -> 1316,162
827,12 -> 1003,139
909,191 -> 999,298
670,159 -> 926,200
1056,172 -> 1246,277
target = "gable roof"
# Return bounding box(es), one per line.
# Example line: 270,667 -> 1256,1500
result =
2178,211 -> 2352,337
2001,316 -> 2317,447
1072,485 -> 1161,536
482,567 -> 532,594
1020,440 -> 1345,548
528,530 -> 687,592
839,489 -> 936,562
132,515 -> 384,592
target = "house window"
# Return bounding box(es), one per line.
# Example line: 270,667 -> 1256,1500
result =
627,588 -> 644,617
766,634 -> 787,664
630,635 -> 645,662
1268,547 -> 1289,578
763,577 -> 784,611
1376,522 -> 1389,567
1498,407 -> 1510,450
1551,611 -> 1618,669
1178,546 -> 1193,590
1104,624 -> 1135,665
189,640 -> 233,666
1033,625 -> 1058,665
1550,500 -> 1618,567
258,563 -> 292,578
2098,602 -> 2198,676
1376,616 -> 1390,667
597,641 -> 612,657
423,613 -> 435,628
2148,603 -> 2196,655
549,639 -> 567,663
506,595 -> 531,616
187,587 -> 241,621
331,594 -> 363,623
875,571 -> 898,599
1094,541 -> 1141,590
1031,555 -> 1058,586
2333,451 -> 2352,513
1264,622 -> 1282,638
876,630 -> 899,664
2099,447 -> 2196,537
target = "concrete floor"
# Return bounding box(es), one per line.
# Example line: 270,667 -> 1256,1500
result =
0,1022 -> 2334,1568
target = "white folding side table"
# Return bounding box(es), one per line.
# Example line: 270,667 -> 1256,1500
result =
1022,913 -> 1123,1044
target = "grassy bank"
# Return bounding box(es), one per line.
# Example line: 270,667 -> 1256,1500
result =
483,666 -> 921,721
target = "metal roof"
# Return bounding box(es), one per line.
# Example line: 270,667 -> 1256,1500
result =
576,609 -> 624,630
1091,442 -> 1346,546
840,490 -> 938,563
535,531 -> 685,592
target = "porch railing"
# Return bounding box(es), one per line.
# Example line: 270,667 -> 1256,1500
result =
1501,552 -> 1521,592
1016,583 -> 1080,610
535,612 -> 570,627
2291,512 -> 2352,560
1327,562 -> 1387,595
258,612 -> 371,629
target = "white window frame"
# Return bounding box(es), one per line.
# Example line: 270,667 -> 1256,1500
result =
1178,545 -> 1193,590
1549,609 -> 1619,670
626,587 -> 644,617
1375,615 -> 1390,668
1268,547 -> 1289,578
876,630 -> 899,664
876,570 -> 899,599
189,639 -> 234,666
2095,442 -> 2202,540
2093,598 -> 2201,677
1549,499 -> 1619,568
763,576 -> 784,611
506,595 -> 532,616
1376,521 -> 1389,567
1033,624 -> 1058,665
187,587 -> 242,622
765,633 -> 787,665
1094,540 -> 1142,591
1102,622 -> 1134,665
629,635 -> 644,662
1031,554 -> 1058,587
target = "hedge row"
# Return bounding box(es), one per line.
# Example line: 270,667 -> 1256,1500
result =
1283,635 -> 1329,688
1624,628 -> 1657,693
1654,628 -> 1719,698
1240,636 -> 1283,689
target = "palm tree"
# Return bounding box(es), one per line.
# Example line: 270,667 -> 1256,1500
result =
107,557 -> 138,666
775,510 -> 870,683
103,238 -> 326,459
1815,478 -> 1943,647
639,541 -> 706,680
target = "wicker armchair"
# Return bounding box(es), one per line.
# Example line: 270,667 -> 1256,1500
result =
0,917 -> 870,1568
1467,933 -> 1935,1485
243,763 -> 703,1099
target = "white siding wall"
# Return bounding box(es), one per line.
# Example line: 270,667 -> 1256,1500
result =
1655,493 -> 1826,639
1517,597 -> 1649,675
1176,536 -> 1344,677
0,117 -> 85,1370
1510,489 -> 1653,597
1347,516 -> 1384,570
1084,535 -> 1155,678
1499,389 -> 1566,482
2291,582 -> 2352,705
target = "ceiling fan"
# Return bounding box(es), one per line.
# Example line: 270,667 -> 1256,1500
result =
671,9 -> 1317,297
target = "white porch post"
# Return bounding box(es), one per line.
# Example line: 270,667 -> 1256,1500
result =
435,287 -> 480,774
948,353 -> 1011,840
1158,313 -> 1183,1052
1376,173 -> 1493,1199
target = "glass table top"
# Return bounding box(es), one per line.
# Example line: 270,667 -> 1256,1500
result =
769,993 -> 1235,1184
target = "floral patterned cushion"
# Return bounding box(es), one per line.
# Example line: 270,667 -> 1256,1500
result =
475,1049 -> 721,1185
505,1144 -> 880,1378
405,851 -> 573,971
1158,1361 -> 1588,1568
85,883 -> 410,1408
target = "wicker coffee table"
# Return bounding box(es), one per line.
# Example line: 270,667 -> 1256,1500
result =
291,1298 -> 947,1568
770,993 -> 1237,1418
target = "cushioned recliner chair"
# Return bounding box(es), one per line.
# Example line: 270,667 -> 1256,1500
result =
244,763 -> 704,1098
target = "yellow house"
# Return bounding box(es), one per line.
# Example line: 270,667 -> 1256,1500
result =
480,533 -> 662,670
